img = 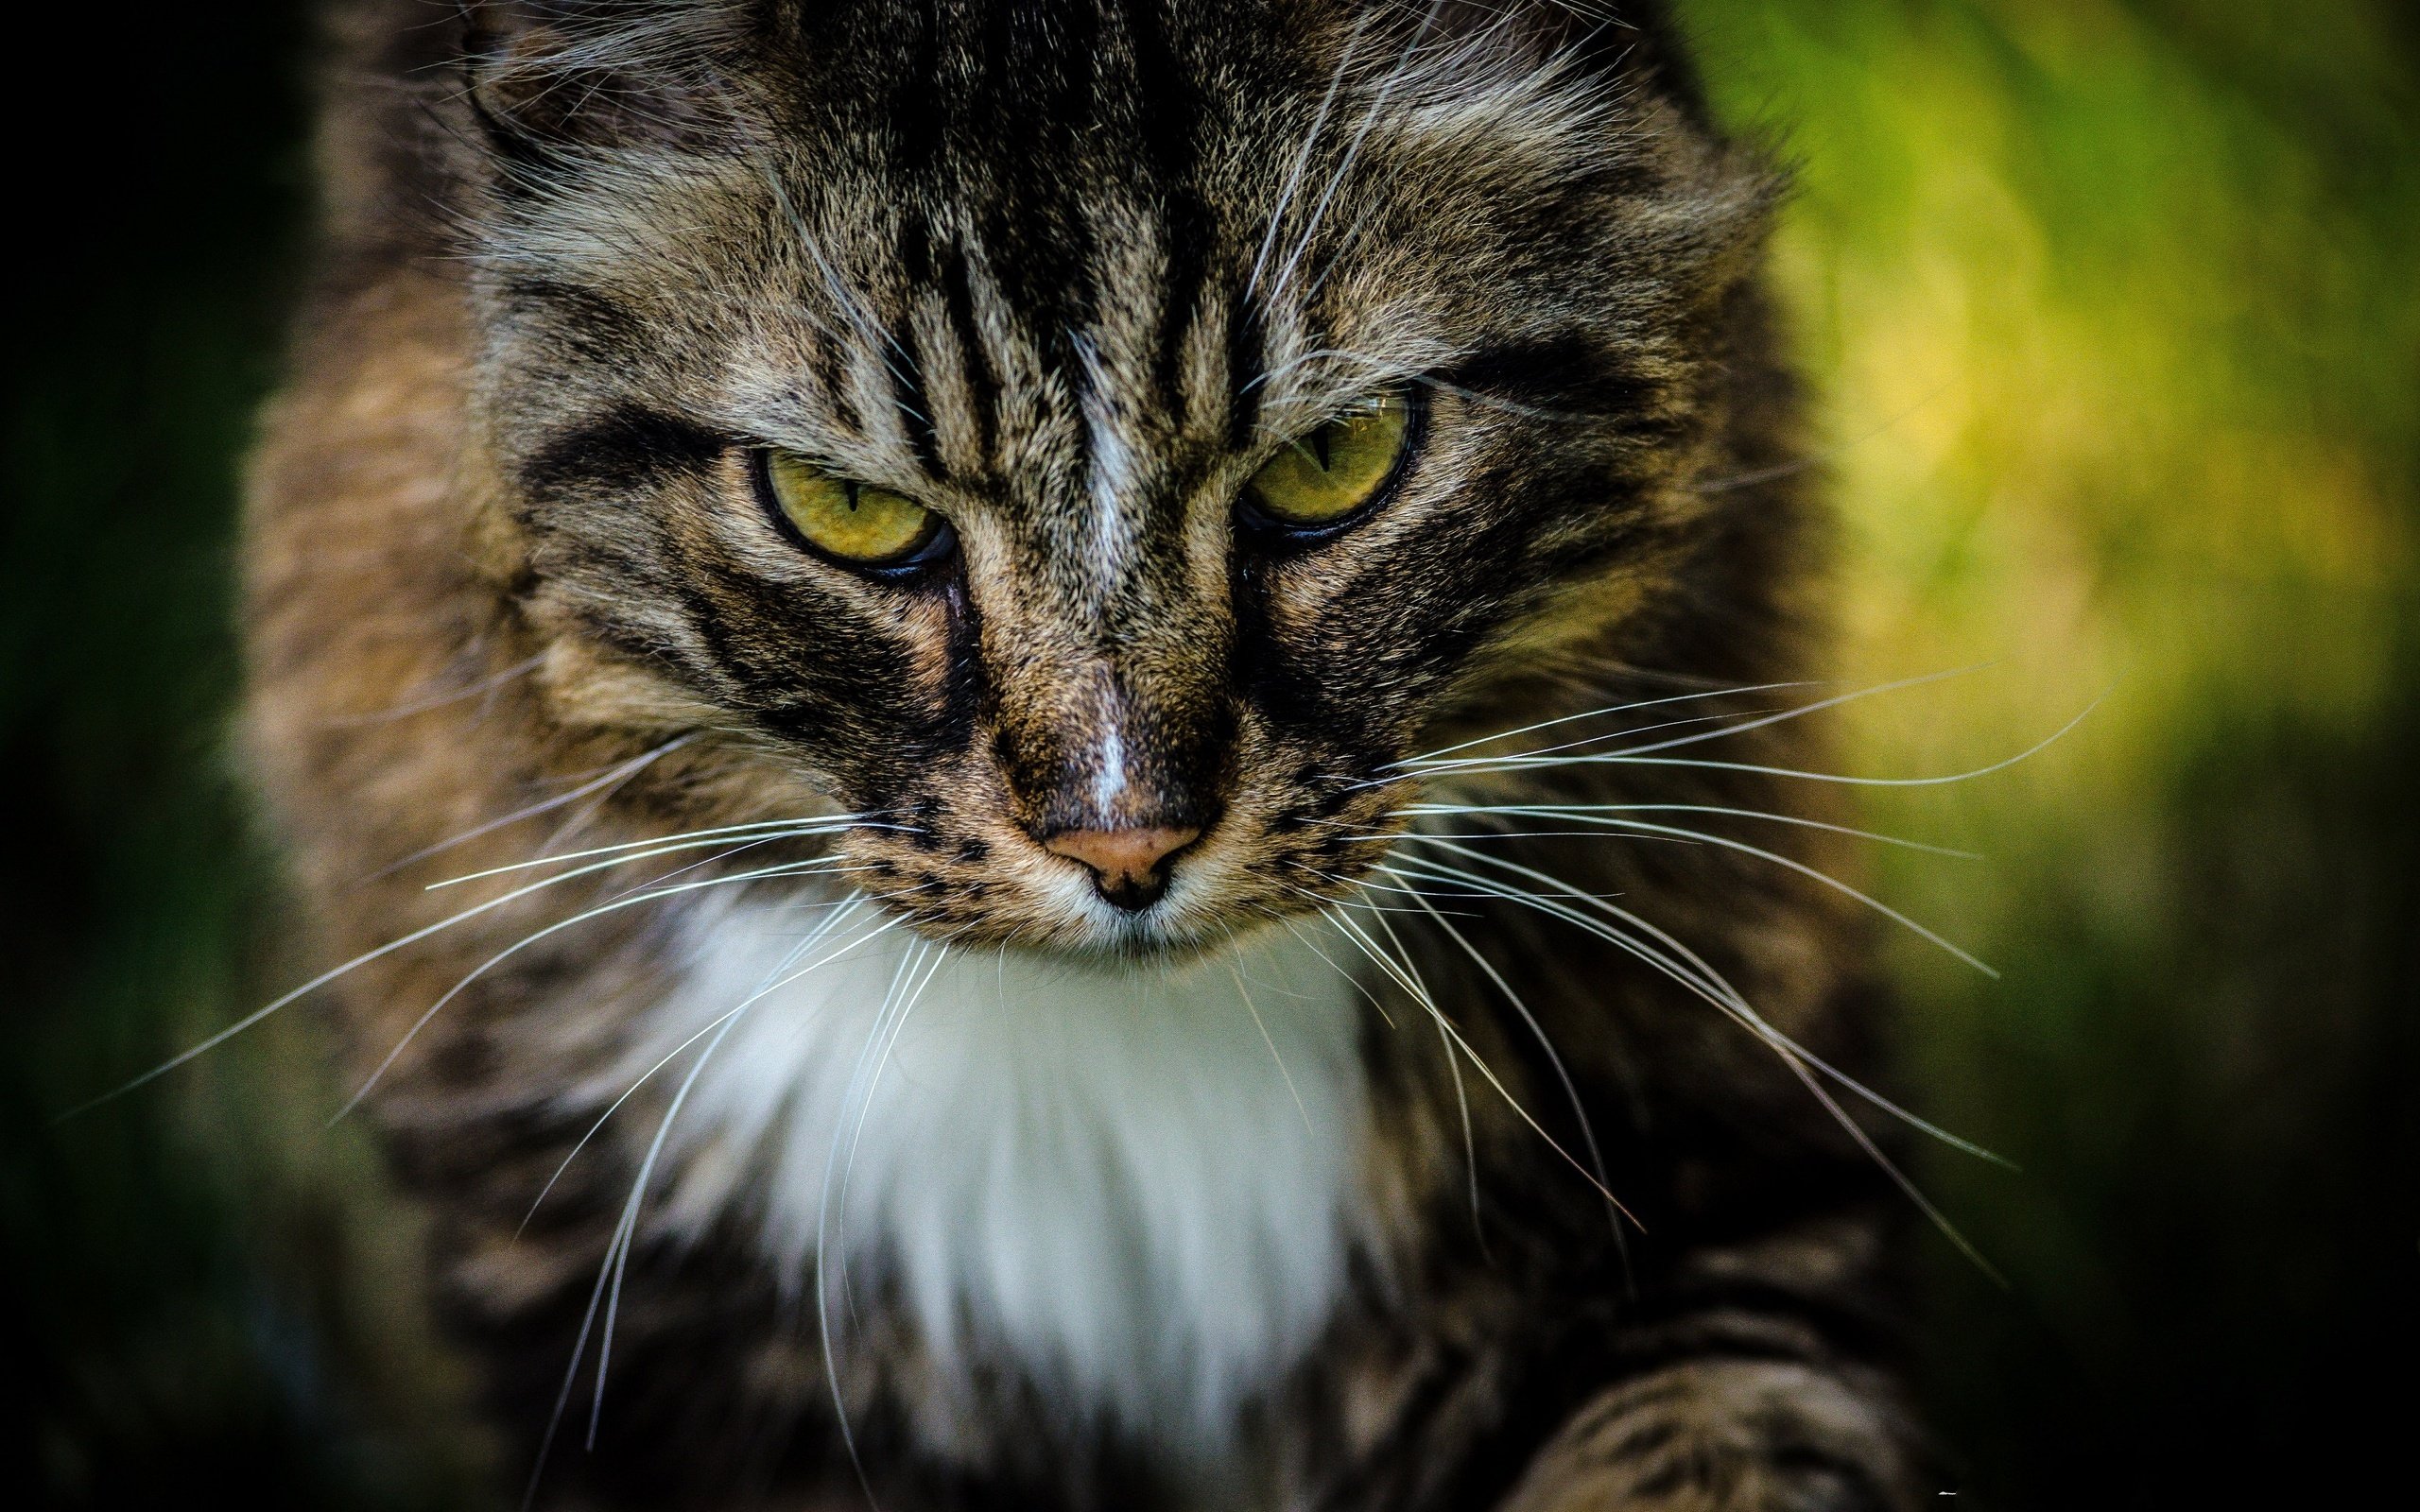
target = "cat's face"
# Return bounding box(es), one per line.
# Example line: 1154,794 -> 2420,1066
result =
462,1 -> 1767,953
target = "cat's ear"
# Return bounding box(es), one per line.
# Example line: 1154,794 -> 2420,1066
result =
456,0 -> 751,158
1413,0 -> 1716,130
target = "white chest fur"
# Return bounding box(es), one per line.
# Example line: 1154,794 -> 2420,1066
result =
622,896 -> 1373,1453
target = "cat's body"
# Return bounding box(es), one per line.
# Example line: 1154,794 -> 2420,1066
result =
246,3 -> 1927,1507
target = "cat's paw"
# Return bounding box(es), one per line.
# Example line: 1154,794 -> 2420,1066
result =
1495,1361 -> 1927,1512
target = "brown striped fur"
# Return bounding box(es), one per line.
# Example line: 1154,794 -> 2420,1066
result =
245,2 -> 1932,1506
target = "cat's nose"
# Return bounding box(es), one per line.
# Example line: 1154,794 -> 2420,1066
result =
1043,825 -> 1201,912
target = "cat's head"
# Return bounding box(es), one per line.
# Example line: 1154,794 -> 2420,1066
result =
451,1 -> 1775,953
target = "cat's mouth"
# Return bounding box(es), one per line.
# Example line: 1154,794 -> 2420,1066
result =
824,786 -> 1412,960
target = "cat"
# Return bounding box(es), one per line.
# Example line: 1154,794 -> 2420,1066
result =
243,2 -> 1933,1506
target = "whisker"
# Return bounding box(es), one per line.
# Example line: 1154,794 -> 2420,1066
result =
1689,375 -> 1962,497
1228,950 -> 1315,1137
1389,802 -> 1981,860
1266,2 -> 1443,309
1401,708 -> 1783,774
371,734 -> 696,880
1414,693 -> 2103,789
1322,896 -> 1638,1226
515,900 -> 878,1239
1272,913 -> 1397,1030
1781,1050 -> 2004,1283
596,831 -> 865,904
1313,897 -> 1483,1235
333,855 -> 873,1123
425,815 -> 883,889
532,918 -> 912,1506
815,934 -> 940,1480
834,936 -> 954,1327
562,920 -> 925,1484
1559,666 -> 1987,761
1384,869 -> 1620,1242
1246,7 -> 1380,301
1390,844 -> 2008,1169
1381,846 -> 2009,1276
1402,818 -> 1996,977
317,651 -> 544,729
1299,866 -> 1501,909
1310,856 -> 1625,902
1397,666 -> 1991,784
762,167 -> 923,409
586,935 -> 797,1448
1391,680 -> 1812,766
61,833 -> 843,1120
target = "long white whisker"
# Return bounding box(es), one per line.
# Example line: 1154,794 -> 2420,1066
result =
531,916 -> 903,1506
1382,846 -> 2011,1272
1397,667 -> 1987,784
1388,802 -> 1980,860
1229,954 -> 1315,1137
333,855 -> 871,1122
1386,870 -> 1620,1240
319,651 -> 544,730
1560,666 -> 1986,760
1315,861 -> 1624,903
427,816 -> 879,889
1268,1 -> 1443,308
1415,694 -> 2103,789
835,936 -> 954,1327
1782,1050 -> 2003,1283
1390,680 -> 1814,768
596,833 -> 810,903
762,167 -> 922,408
1322,897 -> 1637,1223
515,901 -> 877,1239
1391,843 -> 2008,1168
1273,913 -> 1396,1030
1314,897 -> 1482,1233
1302,863 -> 1508,907
372,734 -> 695,879
586,923 -> 811,1448
1407,816 -> 1996,977
62,833 -> 845,1119
814,935 -> 934,1492
1399,708 -> 1786,777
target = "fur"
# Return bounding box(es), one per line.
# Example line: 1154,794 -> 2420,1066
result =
631,898 -> 1370,1457
243,3 -> 1935,1507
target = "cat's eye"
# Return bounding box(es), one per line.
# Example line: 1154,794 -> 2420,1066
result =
757,450 -> 950,569
1242,394 -> 1414,531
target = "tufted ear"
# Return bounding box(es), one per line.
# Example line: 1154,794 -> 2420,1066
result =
1416,0 -> 1716,129
457,0 -> 754,158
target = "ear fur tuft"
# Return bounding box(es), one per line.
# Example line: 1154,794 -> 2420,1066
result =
457,0 -> 750,158
1420,0 -> 1716,129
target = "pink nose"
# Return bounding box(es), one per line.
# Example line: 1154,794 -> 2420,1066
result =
1042,825 -> 1201,911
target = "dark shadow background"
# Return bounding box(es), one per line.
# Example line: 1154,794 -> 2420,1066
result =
7,4 -> 2413,1507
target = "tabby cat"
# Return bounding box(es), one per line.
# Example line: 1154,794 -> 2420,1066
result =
243,1 -> 1936,1506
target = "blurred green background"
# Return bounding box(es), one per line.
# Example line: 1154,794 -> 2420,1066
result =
6,3 -> 2412,1506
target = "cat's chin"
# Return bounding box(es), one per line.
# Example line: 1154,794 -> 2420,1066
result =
907,906 -> 1320,971
1030,915 -> 1295,969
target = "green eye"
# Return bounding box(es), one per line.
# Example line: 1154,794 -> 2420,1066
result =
1244,394 -> 1413,528
760,450 -> 946,567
